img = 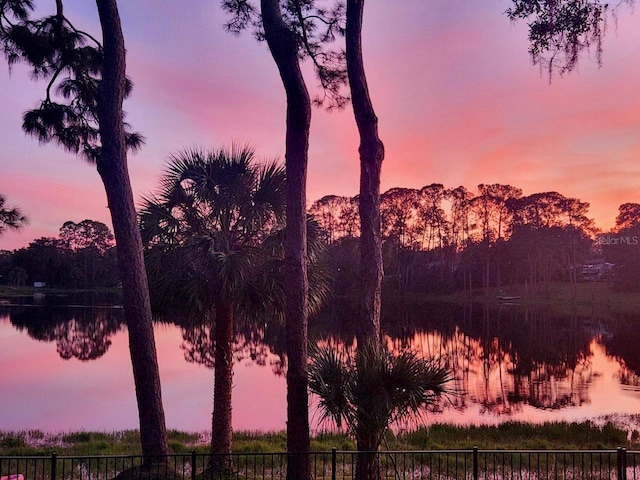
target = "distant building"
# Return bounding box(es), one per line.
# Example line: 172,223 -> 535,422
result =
580,260 -> 614,281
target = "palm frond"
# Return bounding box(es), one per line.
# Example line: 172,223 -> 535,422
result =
309,343 -> 353,429
140,144 -> 298,324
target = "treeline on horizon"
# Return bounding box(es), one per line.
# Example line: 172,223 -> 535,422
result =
312,183 -> 640,294
0,219 -> 119,290
1,183 -> 639,293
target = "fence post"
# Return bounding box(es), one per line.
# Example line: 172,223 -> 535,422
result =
617,447 -> 627,480
331,448 -> 337,480
191,451 -> 197,480
50,453 -> 57,480
473,446 -> 479,480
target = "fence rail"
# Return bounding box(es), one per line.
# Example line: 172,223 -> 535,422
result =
1,448 -> 639,480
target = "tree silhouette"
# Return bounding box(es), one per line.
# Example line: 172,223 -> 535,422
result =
603,203 -> 640,291
309,195 -> 359,244
507,0 -> 634,78
447,185 -> 474,250
309,340 -> 451,480
140,145 -> 330,465
141,145 -> 286,460
0,0 -> 168,460
220,2 -> 346,476
59,219 -> 115,288
380,188 -> 419,248
7,223 -> 118,289
259,7 -> 314,473
509,191 -> 594,232
418,184 -> 449,250
59,220 -> 114,254
615,203 -> 640,230
0,193 -> 28,236
345,0 -> 385,346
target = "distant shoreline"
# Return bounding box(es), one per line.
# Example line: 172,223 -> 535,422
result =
386,281 -> 640,316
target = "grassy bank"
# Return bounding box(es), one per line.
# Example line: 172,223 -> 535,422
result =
1,421 -> 636,456
4,283 -> 639,316
419,282 -> 640,316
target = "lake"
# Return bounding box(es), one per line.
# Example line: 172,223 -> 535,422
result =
1,296 -> 640,433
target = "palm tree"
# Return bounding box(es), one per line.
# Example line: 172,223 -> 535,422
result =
140,145 -> 328,469
309,340 -> 452,480
0,193 -> 28,236
140,145 -> 284,459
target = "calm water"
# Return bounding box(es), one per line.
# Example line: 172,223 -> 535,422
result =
1,296 -> 640,433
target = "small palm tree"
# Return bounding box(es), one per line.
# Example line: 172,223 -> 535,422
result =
309,340 -> 452,480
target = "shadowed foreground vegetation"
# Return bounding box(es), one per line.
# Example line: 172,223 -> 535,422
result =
1,422 -> 637,456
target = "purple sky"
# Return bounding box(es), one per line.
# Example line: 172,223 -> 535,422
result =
1,0 -> 639,250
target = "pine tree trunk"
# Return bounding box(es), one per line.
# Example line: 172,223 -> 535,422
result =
260,2 -> 311,479
95,0 -> 168,460
346,0 -> 384,346
346,5 -> 386,478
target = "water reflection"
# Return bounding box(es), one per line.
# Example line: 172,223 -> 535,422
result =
379,303 -> 602,416
179,320 -> 286,376
8,304 -> 123,360
2,297 -> 640,432
316,299 -> 640,420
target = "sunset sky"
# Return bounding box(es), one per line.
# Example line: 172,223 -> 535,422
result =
1,0 -> 639,250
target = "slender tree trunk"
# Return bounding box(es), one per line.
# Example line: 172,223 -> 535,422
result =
95,0 -> 168,460
261,2 -> 311,479
210,301 -> 234,470
346,0 -> 384,346
355,424 -> 382,480
346,4 -> 385,479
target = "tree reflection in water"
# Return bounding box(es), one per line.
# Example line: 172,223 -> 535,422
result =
54,317 -> 118,360
6,297 -> 640,420
319,299 -> 609,418
178,316 -> 287,377
601,312 -> 640,391
9,304 -> 123,361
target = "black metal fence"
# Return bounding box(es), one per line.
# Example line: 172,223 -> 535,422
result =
1,448 -> 639,480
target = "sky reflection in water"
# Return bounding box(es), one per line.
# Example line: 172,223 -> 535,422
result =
0,315 -> 286,432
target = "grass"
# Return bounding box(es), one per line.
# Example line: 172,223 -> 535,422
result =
395,422 -> 630,451
0,422 -> 636,456
420,282 -> 640,316
0,430 -> 201,456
